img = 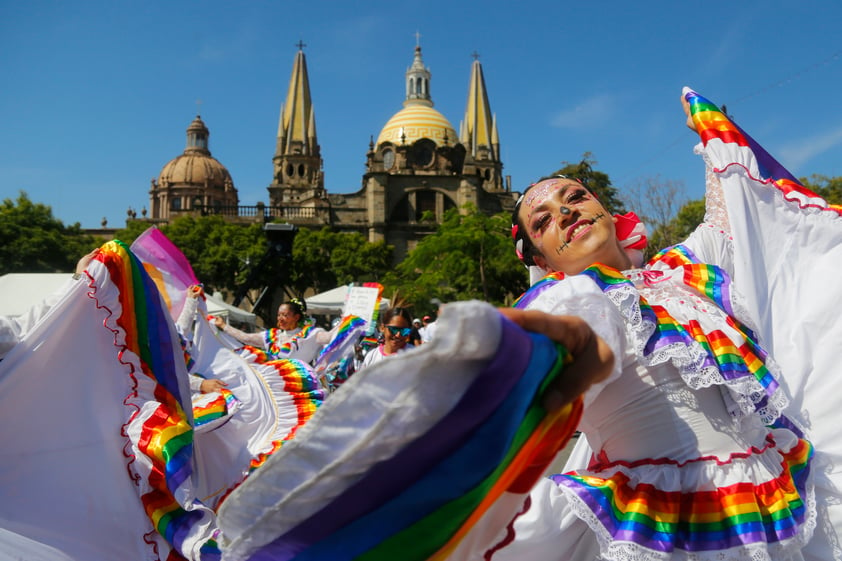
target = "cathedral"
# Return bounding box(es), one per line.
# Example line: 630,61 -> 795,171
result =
148,44 -> 517,261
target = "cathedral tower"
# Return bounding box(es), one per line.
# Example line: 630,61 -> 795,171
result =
339,44 -> 514,261
460,54 -> 504,193
267,44 -> 326,210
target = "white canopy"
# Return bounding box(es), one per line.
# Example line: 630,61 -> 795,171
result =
0,273 -> 71,317
0,273 -> 256,327
206,292 -> 257,325
305,285 -> 389,316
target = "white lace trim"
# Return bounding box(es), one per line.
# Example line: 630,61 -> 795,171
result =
696,141 -> 732,234
604,269 -> 788,425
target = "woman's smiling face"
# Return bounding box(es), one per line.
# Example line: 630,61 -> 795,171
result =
517,177 -> 629,274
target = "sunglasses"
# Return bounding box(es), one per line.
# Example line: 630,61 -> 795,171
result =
386,326 -> 412,338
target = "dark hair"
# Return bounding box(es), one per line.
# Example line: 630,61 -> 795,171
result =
381,306 -> 413,326
511,175 -> 590,267
284,297 -> 307,317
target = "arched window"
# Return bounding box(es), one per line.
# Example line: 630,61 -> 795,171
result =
416,190 -> 436,221
298,164 -> 305,176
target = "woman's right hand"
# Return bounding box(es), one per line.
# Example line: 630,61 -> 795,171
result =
213,316 -> 226,329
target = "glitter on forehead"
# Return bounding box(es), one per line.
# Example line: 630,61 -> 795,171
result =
523,180 -> 565,209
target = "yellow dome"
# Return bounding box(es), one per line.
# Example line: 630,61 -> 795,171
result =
158,153 -> 233,190
376,104 -> 458,148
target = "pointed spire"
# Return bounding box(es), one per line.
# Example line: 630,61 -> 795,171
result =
277,44 -> 317,155
462,53 -> 496,159
308,108 -> 317,154
404,41 -> 433,108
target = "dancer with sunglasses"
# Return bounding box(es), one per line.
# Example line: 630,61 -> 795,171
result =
359,306 -> 414,369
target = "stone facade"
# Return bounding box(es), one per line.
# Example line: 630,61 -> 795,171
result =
147,45 -> 516,262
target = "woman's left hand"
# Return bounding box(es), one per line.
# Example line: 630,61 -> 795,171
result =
498,308 -> 614,411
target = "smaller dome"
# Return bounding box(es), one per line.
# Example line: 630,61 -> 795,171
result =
158,153 -> 233,190
186,115 -> 208,134
376,104 -> 458,148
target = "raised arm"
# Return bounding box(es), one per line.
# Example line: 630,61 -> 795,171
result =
213,316 -> 265,347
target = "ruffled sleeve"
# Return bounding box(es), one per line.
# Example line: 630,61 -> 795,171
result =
515,275 -> 626,408
676,143 -> 736,277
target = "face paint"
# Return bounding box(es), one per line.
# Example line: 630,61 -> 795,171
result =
554,240 -> 570,255
523,180 -> 565,211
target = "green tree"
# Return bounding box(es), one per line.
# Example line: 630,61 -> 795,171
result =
112,220 -> 154,245
0,191 -> 98,274
621,175 -> 691,259
329,232 -> 393,286
647,198 -> 705,255
384,206 -> 527,312
163,216 -> 267,296
291,227 -> 393,295
801,174 -> 842,205
551,153 -> 627,215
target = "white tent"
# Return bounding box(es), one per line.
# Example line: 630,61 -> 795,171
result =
305,285 -> 389,316
206,292 -> 257,325
0,273 -> 256,326
0,273 -> 71,316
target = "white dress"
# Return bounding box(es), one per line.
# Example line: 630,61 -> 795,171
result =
470,89 -> 842,561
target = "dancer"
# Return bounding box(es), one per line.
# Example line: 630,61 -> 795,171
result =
471,87 -> 830,560
214,297 -> 330,364
220,88 -> 839,560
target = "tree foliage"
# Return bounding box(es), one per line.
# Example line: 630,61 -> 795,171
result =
384,205 -> 527,314
647,199 -> 705,254
551,153 -> 627,215
0,191 -> 98,274
290,227 -> 393,296
801,174 -> 842,205
621,175 -> 692,259
114,216 -> 268,297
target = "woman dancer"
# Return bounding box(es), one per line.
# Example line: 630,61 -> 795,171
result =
214,297 -> 330,364
470,88 -> 830,560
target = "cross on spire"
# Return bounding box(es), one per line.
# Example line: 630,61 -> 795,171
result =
414,30 -> 422,46
196,98 -> 202,116
471,51 -> 480,61
295,39 -> 307,51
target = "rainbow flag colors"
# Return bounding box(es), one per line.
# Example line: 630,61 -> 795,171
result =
553,435 -> 813,553
685,88 -> 842,215
266,324 -> 316,357
245,357 -> 324,472
217,304 -> 583,560
92,240 -> 220,559
519,257 -> 785,425
193,388 -> 241,429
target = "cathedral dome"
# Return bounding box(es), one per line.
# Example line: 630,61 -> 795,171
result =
376,104 -> 458,148
158,152 -> 234,190
156,115 -> 234,191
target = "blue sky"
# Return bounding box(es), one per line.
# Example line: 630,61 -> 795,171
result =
2,1 -> 841,230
